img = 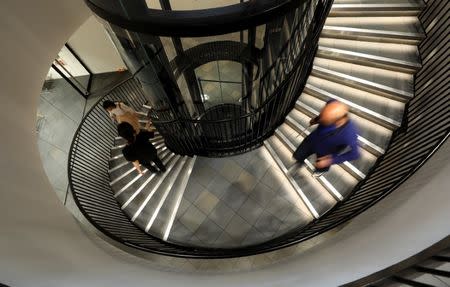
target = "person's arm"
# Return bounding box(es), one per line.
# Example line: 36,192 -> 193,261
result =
310,116 -> 320,126
132,161 -> 143,174
331,129 -> 360,164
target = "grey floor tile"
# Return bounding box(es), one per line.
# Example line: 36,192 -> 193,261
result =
192,165 -> 218,188
219,160 -> 244,182
221,184 -> 249,212
206,174 -> 231,199
168,220 -> 193,243
194,218 -> 224,245
193,190 -> 219,215
265,195 -> 294,221
236,197 -> 264,226
250,182 -> 277,208
234,170 -> 259,194
241,227 -> 267,246
260,168 -> 285,191
175,199 -> 191,219
214,231 -> 241,248
246,156 -> 272,179
224,214 -> 252,242
208,201 -> 236,229
183,178 -> 205,203
254,210 -> 283,238
178,204 -> 207,233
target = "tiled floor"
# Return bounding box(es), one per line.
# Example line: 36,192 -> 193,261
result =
167,147 -> 312,248
37,71 -> 131,203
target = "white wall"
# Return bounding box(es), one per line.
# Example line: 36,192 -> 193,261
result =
0,1 -> 449,287
67,15 -> 126,74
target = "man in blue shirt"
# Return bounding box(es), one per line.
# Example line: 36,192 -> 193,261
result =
290,100 -> 360,175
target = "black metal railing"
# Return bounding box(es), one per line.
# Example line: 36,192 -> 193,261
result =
151,0 -> 329,156
68,0 -> 449,258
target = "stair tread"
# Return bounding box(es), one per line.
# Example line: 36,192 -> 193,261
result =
131,155 -> 183,230
307,76 -> 406,123
311,62 -> 414,100
265,137 -> 336,216
150,156 -> 197,240
276,125 -> 359,197
304,83 -> 402,129
324,16 -> 424,35
319,38 -> 420,65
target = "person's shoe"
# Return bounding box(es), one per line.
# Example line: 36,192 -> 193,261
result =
312,171 -> 325,178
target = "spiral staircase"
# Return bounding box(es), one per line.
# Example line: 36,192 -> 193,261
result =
106,0 -> 425,249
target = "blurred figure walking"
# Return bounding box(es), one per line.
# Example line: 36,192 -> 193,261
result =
289,100 -> 360,176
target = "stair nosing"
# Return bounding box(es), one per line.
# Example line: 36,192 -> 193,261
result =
322,25 -> 424,40
311,65 -> 413,101
145,157 -> 189,233
131,155 -> 181,222
304,83 -> 402,129
164,156 -> 197,241
120,152 -> 175,209
274,129 -> 344,201
263,142 -> 320,219
317,46 -> 421,73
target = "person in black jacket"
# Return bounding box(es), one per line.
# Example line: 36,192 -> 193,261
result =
117,122 -> 166,174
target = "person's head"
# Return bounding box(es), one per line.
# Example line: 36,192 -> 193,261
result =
319,100 -> 349,126
117,122 -> 136,143
102,100 -> 116,112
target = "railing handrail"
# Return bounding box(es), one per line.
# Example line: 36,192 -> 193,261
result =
67,0 -> 449,258
84,0 -> 307,37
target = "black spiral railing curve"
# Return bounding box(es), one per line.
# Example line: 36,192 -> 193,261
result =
68,1 -> 449,258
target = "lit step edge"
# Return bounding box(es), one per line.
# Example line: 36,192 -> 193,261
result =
108,161 -> 130,173
331,3 -> 425,10
263,142 -> 319,219
317,46 -> 421,73
145,157 -> 189,232
304,83 -> 401,129
163,156 -> 197,241
284,116 -> 366,181
114,170 -> 147,198
312,65 -> 413,101
114,149 -> 171,198
322,25 -> 424,44
131,156 -> 182,222
330,4 -> 424,16
121,152 -> 176,209
294,101 -> 385,156
110,166 -> 136,186
274,130 -> 344,201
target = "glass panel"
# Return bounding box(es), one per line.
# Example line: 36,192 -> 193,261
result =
195,61 -> 219,81
181,31 -> 243,51
177,74 -> 196,117
54,45 -> 90,92
160,37 -> 177,62
221,82 -> 242,103
218,60 -> 242,82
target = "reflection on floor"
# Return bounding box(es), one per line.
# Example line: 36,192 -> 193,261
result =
170,148 -> 311,248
